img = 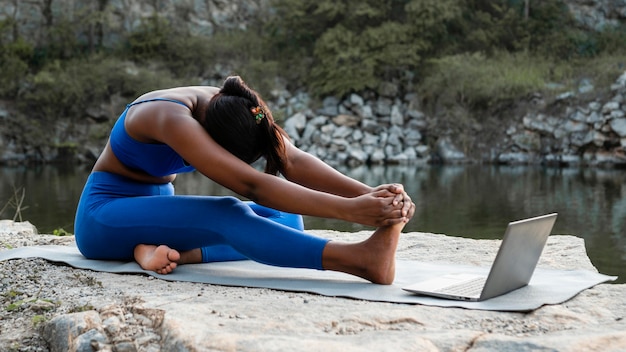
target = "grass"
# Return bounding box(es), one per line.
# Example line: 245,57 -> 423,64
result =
52,228 -> 73,237
69,304 -> 95,313
573,53 -> 626,89
420,51 -> 626,113
32,315 -> 47,326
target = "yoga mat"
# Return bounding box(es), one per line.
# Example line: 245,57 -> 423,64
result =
0,245 -> 616,312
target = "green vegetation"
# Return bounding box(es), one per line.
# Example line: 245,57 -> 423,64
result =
421,52 -> 569,109
52,228 -> 72,236
69,304 -> 95,313
6,301 -> 22,312
3,289 -> 23,298
5,298 -> 56,312
269,0 -> 625,98
0,0 -> 624,134
31,315 -> 47,326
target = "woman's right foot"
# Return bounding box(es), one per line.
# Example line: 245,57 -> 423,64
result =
134,244 -> 181,274
322,221 -> 405,285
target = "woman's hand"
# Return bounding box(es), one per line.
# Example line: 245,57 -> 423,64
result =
345,185 -> 415,227
370,183 -> 415,222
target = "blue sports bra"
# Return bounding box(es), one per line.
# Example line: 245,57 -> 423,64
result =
109,98 -> 196,177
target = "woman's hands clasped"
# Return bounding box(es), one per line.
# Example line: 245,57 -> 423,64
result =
346,184 -> 415,227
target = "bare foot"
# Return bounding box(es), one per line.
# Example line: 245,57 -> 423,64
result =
134,244 -> 181,274
322,221 -> 405,285
360,221 -> 404,284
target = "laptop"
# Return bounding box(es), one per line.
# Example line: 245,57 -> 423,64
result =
403,213 -> 558,302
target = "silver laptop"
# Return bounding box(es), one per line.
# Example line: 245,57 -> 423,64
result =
403,213 -> 558,302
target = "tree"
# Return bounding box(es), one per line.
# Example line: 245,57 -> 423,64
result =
271,0 -> 462,96
0,18 -> 32,98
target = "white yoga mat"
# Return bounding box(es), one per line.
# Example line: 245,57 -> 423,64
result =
0,245 -> 616,312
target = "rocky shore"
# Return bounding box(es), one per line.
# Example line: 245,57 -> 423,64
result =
280,70 -> 626,167
1,220 -> 624,351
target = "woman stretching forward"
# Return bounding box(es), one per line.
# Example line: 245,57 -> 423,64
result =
74,76 -> 414,284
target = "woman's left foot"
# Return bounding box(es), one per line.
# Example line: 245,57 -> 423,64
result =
134,244 -> 181,274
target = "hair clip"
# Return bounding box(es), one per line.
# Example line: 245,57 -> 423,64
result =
251,106 -> 265,124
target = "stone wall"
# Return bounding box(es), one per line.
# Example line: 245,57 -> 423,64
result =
281,71 -> 626,167
501,72 -> 626,167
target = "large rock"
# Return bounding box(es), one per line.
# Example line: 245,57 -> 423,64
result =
610,118 -> 626,137
1,0 -> 269,44
1,220 -> 624,351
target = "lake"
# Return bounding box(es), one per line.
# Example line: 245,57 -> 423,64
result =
0,164 -> 624,283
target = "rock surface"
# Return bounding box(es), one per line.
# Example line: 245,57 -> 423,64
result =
0,220 -> 624,351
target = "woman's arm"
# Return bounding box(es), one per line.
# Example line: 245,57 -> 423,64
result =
281,140 -> 372,197
158,112 -> 406,226
282,138 -> 415,219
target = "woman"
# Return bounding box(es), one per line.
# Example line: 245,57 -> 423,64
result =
75,76 -> 415,285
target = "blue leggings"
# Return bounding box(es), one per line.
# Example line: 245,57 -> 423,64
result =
74,172 -> 328,269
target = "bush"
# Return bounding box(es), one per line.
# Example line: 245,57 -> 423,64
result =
572,54 -> 626,91
18,56 -> 184,121
0,53 -> 29,97
12,56 -> 186,151
125,14 -> 281,97
0,20 -> 33,98
310,26 -> 379,97
200,29 -> 282,97
591,25 -> 626,56
420,52 -> 565,111
271,0 -> 459,96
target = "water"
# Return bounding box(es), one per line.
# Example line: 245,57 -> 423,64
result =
1,164 -> 624,283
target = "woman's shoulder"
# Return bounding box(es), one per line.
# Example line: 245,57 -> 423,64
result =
136,86 -> 220,102
157,86 -> 220,96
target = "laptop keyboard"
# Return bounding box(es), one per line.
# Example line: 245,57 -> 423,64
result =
435,277 -> 487,296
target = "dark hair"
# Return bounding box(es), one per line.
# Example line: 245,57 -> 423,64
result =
203,76 -> 288,175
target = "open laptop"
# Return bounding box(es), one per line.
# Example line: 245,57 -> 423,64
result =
403,213 -> 558,302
